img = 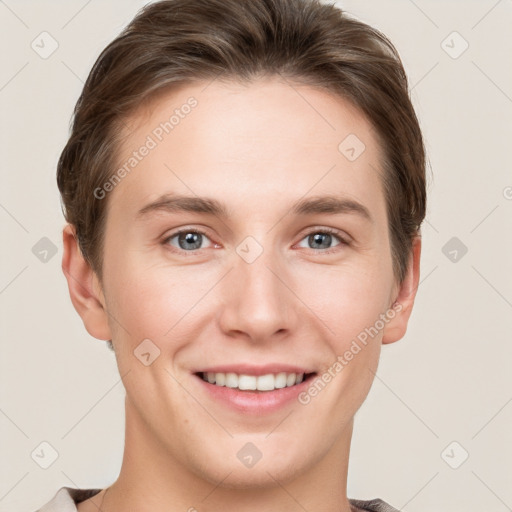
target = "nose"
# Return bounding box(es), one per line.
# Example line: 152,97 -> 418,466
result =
217,246 -> 297,344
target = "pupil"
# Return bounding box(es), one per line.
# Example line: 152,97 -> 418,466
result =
311,233 -> 330,249
180,232 -> 201,250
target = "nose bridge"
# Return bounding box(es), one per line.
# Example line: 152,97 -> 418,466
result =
218,239 -> 294,340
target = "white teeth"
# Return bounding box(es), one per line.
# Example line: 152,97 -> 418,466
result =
238,375 -> 257,390
225,372 -> 238,388
257,374 -> 275,391
274,372 -> 287,389
201,371 -> 307,391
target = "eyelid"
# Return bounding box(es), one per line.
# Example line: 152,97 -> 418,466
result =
298,226 -> 351,246
291,227 -> 351,256
161,225 -> 351,255
162,226 -> 217,254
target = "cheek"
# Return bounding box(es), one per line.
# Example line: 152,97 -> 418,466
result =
294,266 -> 386,431
298,259 -> 392,346
103,254 -> 219,353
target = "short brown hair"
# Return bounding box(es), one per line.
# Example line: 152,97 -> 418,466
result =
57,0 -> 427,285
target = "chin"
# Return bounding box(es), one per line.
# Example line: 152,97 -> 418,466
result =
190,437 -> 318,489
205,460 -> 309,490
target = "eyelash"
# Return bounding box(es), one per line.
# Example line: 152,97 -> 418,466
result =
162,228 -> 212,256
162,227 -> 350,255
299,227 -> 350,254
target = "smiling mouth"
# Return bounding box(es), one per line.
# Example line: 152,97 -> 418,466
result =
196,371 -> 317,392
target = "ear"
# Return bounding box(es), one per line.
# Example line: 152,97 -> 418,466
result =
61,224 -> 112,341
382,235 -> 421,344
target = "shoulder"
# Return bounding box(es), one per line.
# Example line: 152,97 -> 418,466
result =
34,487 -> 102,512
349,497 -> 403,512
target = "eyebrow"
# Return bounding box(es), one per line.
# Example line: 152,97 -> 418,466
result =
137,194 -> 229,218
136,193 -> 372,223
292,195 -> 372,222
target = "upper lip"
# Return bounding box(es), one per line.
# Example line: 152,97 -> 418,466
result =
194,364 -> 315,376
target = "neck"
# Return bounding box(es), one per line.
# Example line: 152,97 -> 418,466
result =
103,397 -> 355,512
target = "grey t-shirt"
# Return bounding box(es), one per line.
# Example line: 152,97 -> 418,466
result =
35,487 -> 402,511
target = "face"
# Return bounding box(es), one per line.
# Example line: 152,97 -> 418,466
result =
87,77 -> 407,487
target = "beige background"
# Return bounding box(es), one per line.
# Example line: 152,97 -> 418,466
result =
1,0 -> 511,511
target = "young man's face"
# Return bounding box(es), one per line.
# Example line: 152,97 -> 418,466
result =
66,77 -> 419,488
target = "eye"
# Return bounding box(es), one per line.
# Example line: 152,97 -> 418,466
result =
296,228 -> 348,252
163,228 -> 215,252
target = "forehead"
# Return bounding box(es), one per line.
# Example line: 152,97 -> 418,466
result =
108,77 -> 387,224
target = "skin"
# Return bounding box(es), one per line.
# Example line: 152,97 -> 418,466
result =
63,77 -> 421,512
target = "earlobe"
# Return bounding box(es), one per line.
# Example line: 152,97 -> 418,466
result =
61,224 -> 112,341
382,236 -> 422,345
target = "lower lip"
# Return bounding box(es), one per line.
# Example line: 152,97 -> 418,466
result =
194,374 -> 314,414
